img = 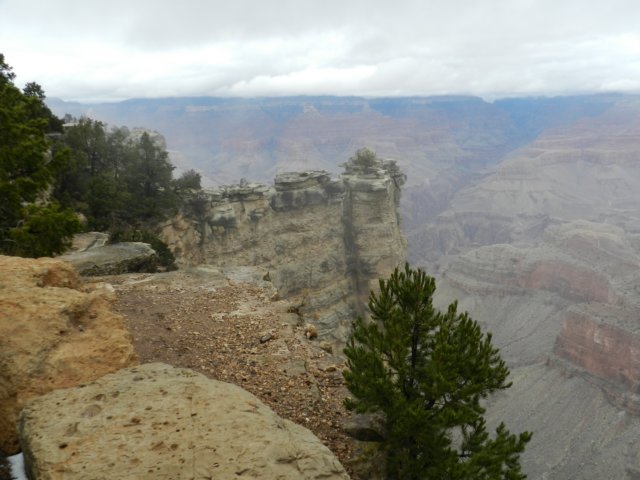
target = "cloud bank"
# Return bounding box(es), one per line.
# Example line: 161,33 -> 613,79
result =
1,0 -> 639,101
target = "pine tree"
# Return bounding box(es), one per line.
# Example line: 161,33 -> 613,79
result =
0,54 -> 80,256
343,264 -> 531,479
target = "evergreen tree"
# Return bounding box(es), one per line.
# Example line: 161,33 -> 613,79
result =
344,264 -> 531,479
0,53 -> 198,258
9,203 -> 81,257
173,169 -> 202,192
122,131 -> 177,224
0,54 -> 80,256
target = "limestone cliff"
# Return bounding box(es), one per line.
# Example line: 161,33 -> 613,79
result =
161,152 -> 406,341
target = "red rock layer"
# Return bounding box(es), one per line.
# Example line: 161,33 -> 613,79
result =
554,311 -> 640,391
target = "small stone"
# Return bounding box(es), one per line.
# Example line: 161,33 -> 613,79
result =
259,333 -> 273,344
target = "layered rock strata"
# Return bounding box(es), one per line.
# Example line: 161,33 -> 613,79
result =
18,363 -> 349,480
553,306 -> 640,414
409,98 -> 640,263
161,156 -> 406,340
432,220 -> 640,478
0,256 -> 137,454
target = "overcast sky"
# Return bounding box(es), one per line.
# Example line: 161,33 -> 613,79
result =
1,0 -> 639,102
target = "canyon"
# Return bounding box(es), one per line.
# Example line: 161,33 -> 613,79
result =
48,94 -> 617,188
425,97 -> 640,479
46,93 -> 640,479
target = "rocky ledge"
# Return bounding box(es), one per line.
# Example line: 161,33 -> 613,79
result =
19,363 -> 349,480
0,255 -> 137,454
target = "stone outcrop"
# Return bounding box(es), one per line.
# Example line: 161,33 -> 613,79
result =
0,256 -> 137,454
18,363 -> 349,480
59,242 -> 158,276
161,154 -> 406,340
66,232 -> 109,253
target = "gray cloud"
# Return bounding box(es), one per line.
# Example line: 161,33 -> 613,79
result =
1,0 -> 639,101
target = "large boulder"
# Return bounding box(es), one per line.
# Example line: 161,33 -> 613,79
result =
0,256 -> 137,454
19,363 -> 350,480
59,242 -> 158,276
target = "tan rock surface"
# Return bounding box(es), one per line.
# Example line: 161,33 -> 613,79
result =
19,363 -> 350,480
0,255 -> 137,454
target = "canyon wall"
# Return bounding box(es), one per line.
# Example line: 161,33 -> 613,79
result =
433,220 -> 640,478
161,152 -> 406,341
408,97 -> 640,264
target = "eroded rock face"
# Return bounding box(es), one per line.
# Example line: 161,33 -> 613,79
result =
0,256 -> 137,454
554,308 -> 640,410
18,363 -> 349,480
161,156 -> 406,340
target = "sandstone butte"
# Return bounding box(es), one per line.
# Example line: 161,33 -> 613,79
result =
0,255 -> 138,454
18,363 -> 349,480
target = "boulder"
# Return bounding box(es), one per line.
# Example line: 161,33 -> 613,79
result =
19,363 -> 349,480
59,242 -> 158,276
0,256 -> 137,454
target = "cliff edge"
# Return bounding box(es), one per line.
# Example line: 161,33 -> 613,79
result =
161,150 -> 407,341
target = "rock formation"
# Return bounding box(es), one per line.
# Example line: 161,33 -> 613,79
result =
18,363 -> 349,480
59,242 -> 158,276
161,153 -> 407,341
0,256 -> 137,454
